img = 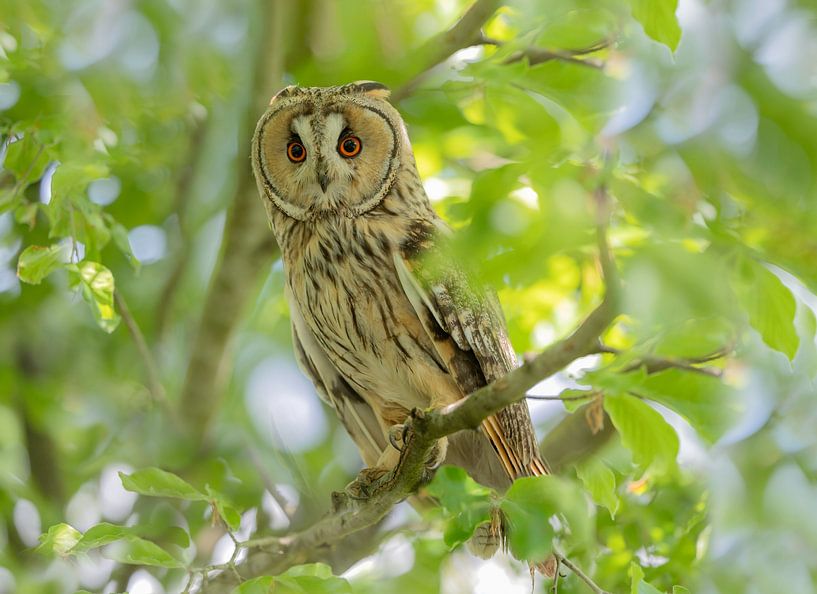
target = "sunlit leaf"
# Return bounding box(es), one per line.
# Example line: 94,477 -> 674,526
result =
71,522 -> 136,553
734,258 -> 799,360
2,133 -> 50,182
206,484 -> 242,531
604,393 -> 679,476
630,562 -> 665,594
66,261 -> 120,332
36,523 -> 81,556
425,466 -> 494,548
500,475 -> 592,561
639,369 -> 739,443
103,536 -> 184,568
629,0 -> 681,51
119,467 -> 207,501
576,458 -> 619,518
16,244 -> 67,284
231,576 -> 273,594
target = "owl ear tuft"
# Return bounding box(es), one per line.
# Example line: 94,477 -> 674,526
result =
269,85 -> 300,105
353,80 -> 391,100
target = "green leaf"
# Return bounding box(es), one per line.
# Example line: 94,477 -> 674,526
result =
165,525 -> 191,549
3,133 -> 50,182
500,475 -> 592,562
604,393 -> 679,476
630,562 -> 665,594
426,466 -> 494,548
575,458 -> 619,518
734,258 -> 799,360
103,536 -> 184,568
109,219 -> 141,271
119,467 -> 207,501
66,261 -> 120,333
629,0 -> 681,51
282,564 -> 335,579
272,576 -> 353,594
16,244 -> 67,284
639,369 -> 740,442
205,485 -> 242,531
426,466 -> 493,512
231,566 -> 353,594
71,523 -> 136,553
36,523 -> 81,556
0,187 -> 20,214
231,576 -> 273,594
673,587 -> 691,594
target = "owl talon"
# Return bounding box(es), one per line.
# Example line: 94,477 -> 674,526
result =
425,436 -> 447,470
388,424 -> 405,452
344,466 -> 392,500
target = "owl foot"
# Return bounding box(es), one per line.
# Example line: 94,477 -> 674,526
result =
343,465 -> 392,500
425,436 -> 447,470
387,423 -> 409,452
389,422 -> 447,472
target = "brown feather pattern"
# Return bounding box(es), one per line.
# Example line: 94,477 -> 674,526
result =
251,85 -> 549,554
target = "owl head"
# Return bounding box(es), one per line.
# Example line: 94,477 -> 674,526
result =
252,81 -> 409,222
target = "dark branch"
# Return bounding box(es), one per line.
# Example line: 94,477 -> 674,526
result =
392,0 -> 502,101
491,36 -> 609,69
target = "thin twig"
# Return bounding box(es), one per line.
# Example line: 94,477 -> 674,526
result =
246,445 -> 295,523
598,343 -> 730,377
551,555 -> 561,593
498,37 -> 609,69
526,391 -> 597,402
556,554 -> 612,594
114,291 -> 170,410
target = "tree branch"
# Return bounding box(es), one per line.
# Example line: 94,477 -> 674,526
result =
392,0 -> 502,101
178,0 -> 288,443
155,121 -> 208,340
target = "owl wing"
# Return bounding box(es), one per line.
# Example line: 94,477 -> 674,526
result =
395,220 -> 550,480
287,286 -> 386,468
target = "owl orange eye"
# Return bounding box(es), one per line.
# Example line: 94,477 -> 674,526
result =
338,135 -> 362,158
287,141 -> 306,163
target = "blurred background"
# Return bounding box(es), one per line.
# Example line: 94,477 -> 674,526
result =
1,0 -> 816,592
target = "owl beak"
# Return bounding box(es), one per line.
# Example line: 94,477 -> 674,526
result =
318,173 -> 330,193
315,159 -> 331,193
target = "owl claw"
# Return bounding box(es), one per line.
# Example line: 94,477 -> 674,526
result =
388,424 -> 406,452
388,421 -> 414,452
344,466 -> 392,500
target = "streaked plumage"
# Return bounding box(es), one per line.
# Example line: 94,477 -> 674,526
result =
251,81 -> 549,555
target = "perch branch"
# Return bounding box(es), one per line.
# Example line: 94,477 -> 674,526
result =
201,191 -> 619,591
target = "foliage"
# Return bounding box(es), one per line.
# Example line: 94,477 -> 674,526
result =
1,0 -> 816,593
